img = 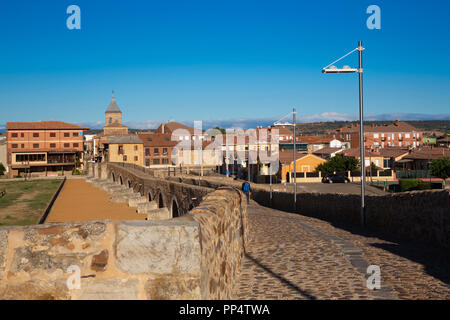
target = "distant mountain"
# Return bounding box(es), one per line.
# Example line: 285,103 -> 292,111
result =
2,112 -> 449,134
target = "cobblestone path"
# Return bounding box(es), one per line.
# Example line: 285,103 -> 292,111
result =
233,201 -> 450,300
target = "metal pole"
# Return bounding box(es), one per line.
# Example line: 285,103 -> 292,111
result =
269,164 -> 272,207
293,108 -> 297,209
358,40 -> 366,227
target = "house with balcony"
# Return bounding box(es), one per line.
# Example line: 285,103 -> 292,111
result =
6,121 -> 89,177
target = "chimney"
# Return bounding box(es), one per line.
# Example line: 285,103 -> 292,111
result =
162,123 -> 165,134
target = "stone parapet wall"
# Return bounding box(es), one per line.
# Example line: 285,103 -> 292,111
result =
187,188 -> 248,299
253,189 -> 450,249
175,176 -> 450,249
0,189 -> 247,299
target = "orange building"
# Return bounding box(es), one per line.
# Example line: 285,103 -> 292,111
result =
334,120 -> 422,149
6,121 -> 89,177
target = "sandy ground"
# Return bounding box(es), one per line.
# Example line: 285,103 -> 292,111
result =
45,179 -> 146,223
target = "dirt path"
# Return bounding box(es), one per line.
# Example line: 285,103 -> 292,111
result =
45,179 -> 146,223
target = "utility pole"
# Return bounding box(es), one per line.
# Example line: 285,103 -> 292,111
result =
358,40 -> 366,227
293,108 -> 297,209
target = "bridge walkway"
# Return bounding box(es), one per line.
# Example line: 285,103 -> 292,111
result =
232,201 -> 450,300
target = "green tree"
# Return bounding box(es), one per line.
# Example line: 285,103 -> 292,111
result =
315,155 -> 359,174
213,126 -> 226,135
0,162 -> 5,176
430,157 -> 450,188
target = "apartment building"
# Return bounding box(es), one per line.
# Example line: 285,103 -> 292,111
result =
104,135 -> 144,166
335,120 -> 422,149
137,133 -> 178,168
6,121 -> 89,177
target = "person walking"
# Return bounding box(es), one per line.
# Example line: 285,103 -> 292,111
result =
242,181 -> 251,204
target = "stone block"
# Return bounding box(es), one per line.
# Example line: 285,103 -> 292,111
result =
75,279 -> 140,300
0,229 -> 8,278
145,276 -> 201,300
128,196 -> 148,207
0,280 -> 69,300
137,201 -> 158,214
115,220 -> 201,275
146,208 -> 171,221
110,193 -> 140,204
90,249 -> 109,272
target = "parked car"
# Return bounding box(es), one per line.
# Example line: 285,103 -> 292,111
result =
322,174 -> 350,183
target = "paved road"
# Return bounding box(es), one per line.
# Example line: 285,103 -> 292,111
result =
233,202 -> 450,300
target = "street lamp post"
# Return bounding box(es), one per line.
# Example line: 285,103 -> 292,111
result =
293,108 -> 297,210
322,40 -> 366,227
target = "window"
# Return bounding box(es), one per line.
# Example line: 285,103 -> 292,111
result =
162,158 -> 169,164
145,148 -> 150,156
11,133 -> 18,138
134,145 -> 138,151
73,143 -> 79,148
109,117 -> 112,124
373,133 -> 379,138
153,159 -> 160,165
50,133 -> 56,138
147,137 -> 152,142
154,148 -> 159,155
50,143 -> 56,148
20,133 -> 24,138
33,144 -> 39,149
405,133 -> 410,138
16,154 -> 45,162
163,148 -> 168,155
64,133 -> 70,138
12,144 -> 18,148
21,144 -> 24,148
145,159 -> 150,166
64,143 -> 70,148
134,156 -> 138,161
123,155 -> 127,161
73,132 -> 79,137
118,145 -> 124,155
33,133 -> 39,138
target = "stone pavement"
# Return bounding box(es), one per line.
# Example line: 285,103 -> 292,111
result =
233,201 -> 450,300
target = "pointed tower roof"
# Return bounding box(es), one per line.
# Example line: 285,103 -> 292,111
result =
105,93 -> 122,114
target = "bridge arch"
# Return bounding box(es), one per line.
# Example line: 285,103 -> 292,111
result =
157,190 -> 165,208
170,196 -> 180,218
119,175 -> 123,185
147,191 -> 153,202
111,172 -> 116,183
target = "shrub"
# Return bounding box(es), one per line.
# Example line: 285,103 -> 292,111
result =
399,179 -> 432,192
0,163 -> 5,176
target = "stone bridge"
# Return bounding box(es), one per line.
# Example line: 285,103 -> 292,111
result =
88,162 -> 211,220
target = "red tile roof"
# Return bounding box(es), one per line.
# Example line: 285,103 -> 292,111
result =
6,121 -> 89,131
337,121 -> 420,134
138,133 -> 179,147
403,147 -> 450,160
155,122 -> 195,135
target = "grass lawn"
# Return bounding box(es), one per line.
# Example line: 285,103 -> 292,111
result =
0,179 -> 62,226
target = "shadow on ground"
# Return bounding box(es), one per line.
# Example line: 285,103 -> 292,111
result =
244,252 -> 317,300
305,216 -> 450,286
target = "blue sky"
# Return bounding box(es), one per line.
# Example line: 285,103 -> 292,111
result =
0,0 -> 449,128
